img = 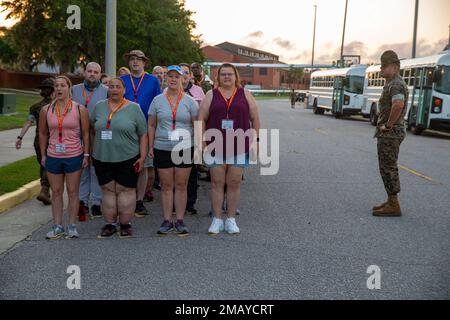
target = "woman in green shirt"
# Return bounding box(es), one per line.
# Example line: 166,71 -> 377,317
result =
91,78 -> 148,238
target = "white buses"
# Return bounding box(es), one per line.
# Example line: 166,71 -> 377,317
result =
307,65 -> 367,118
363,51 -> 450,135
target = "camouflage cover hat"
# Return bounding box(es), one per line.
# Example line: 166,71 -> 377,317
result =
124,49 -> 149,62
37,77 -> 55,90
381,50 -> 400,66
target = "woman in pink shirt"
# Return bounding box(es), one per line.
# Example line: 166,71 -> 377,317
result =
39,76 -> 90,240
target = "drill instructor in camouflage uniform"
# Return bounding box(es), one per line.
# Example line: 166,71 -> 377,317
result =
15,78 -> 55,205
373,50 -> 408,217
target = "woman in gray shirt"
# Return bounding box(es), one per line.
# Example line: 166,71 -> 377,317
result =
148,65 -> 198,237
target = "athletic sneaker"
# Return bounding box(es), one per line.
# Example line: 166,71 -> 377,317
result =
186,206 -> 198,215
66,224 -> 79,239
134,200 -> 149,218
174,220 -> 190,237
98,224 -> 117,239
157,220 -> 174,236
119,224 -> 133,238
208,218 -> 225,235
46,225 -> 65,240
225,218 -> 240,235
90,205 -> 102,219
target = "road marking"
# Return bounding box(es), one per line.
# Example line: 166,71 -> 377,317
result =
399,165 -> 435,183
314,128 -> 328,135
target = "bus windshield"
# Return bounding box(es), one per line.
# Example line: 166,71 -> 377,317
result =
345,76 -> 364,94
435,66 -> 450,95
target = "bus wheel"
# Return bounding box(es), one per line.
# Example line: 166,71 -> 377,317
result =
370,105 -> 378,126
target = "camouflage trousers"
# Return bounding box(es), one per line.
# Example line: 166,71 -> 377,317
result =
34,137 -> 50,188
377,137 -> 404,196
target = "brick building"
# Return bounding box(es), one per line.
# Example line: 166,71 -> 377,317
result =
202,42 -> 310,90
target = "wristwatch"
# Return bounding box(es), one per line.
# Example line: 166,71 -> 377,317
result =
17,136 -> 23,140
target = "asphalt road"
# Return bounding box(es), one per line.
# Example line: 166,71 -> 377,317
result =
1,100 -> 449,300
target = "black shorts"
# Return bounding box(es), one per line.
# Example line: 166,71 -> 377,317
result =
93,155 -> 140,189
154,147 -> 194,169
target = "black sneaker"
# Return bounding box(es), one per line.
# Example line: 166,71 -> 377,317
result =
98,224 -> 117,239
119,224 -> 133,238
134,200 -> 149,218
90,205 -> 102,219
157,220 -> 174,236
174,220 -> 190,237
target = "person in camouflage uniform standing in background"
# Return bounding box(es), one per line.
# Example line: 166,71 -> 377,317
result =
373,50 -> 408,217
15,78 -> 55,205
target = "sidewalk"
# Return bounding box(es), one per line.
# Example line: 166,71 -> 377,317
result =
0,127 -> 36,167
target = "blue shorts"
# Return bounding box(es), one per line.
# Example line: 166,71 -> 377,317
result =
204,153 -> 250,169
46,154 -> 84,175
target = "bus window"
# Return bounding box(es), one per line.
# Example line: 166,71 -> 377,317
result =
345,76 -> 364,94
424,69 -> 434,89
434,66 -> 450,94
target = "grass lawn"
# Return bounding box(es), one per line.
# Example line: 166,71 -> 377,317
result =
0,156 -> 40,196
0,93 -> 42,131
254,94 -> 291,100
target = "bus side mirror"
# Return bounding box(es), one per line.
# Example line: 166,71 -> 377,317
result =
433,70 -> 442,83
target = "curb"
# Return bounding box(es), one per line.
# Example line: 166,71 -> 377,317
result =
0,180 -> 41,214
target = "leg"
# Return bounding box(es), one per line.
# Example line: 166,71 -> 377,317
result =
79,166 -> 90,205
65,170 -> 83,225
47,173 -> 65,225
174,167 -> 192,221
116,183 -> 136,225
186,165 -> 198,210
158,168 -> 175,221
225,166 -> 245,218
210,166 -> 227,218
90,165 -> 102,206
377,138 -> 402,196
101,181 -> 118,224
146,167 -> 155,193
136,168 -> 148,202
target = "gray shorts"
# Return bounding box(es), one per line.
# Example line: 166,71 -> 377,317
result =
144,155 -> 154,168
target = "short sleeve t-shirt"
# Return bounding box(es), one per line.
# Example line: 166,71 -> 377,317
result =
90,99 -> 148,163
148,93 -> 198,151
121,73 -> 161,121
72,82 -> 109,113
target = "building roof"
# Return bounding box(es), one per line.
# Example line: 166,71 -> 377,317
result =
215,42 -> 279,60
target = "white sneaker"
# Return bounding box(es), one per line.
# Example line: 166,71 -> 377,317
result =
208,218 -> 224,235
225,218 -> 240,235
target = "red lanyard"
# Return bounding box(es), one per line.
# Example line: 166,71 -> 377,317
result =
130,73 -> 146,102
83,87 -> 95,107
106,99 -> 128,129
165,92 -> 184,130
55,99 -> 72,143
219,88 -> 238,119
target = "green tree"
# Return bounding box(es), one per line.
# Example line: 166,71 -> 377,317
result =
1,0 -> 204,73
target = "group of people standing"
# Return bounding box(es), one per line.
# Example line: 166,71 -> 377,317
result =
16,49 -> 261,239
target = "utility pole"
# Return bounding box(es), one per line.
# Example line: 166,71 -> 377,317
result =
105,0 -> 117,76
312,5 -> 317,68
339,0 -> 349,68
412,0 -> 419,58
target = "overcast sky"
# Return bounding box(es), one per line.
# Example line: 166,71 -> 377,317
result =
184,0 -> 450,64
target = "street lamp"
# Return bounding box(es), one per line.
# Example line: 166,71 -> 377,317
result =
312,5 -> 317,68
105,0 -> 117,76
340,0 -> 348,68
412,0 -> 419,58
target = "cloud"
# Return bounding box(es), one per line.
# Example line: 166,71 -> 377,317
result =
246,31 -> 264,39
273,37 -> 295,50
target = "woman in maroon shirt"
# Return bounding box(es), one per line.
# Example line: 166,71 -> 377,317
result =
198,63 -> 261,235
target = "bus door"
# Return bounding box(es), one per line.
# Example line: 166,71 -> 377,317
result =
332,76 -> 344,115
410,67 -> 434,130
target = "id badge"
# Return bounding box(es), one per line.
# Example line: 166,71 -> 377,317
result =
101,131 -> 113,140
168,130 -> 180,141
222,120 -> 234,130
55,144 -> 66,154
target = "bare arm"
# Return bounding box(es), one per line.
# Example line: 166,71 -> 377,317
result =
386,100 -> 405,128
245,89 -> 261,142
80,106 -> 90,156
197,90 -> 213,149
15,120 -> 33,150
148,115 -> 157,157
